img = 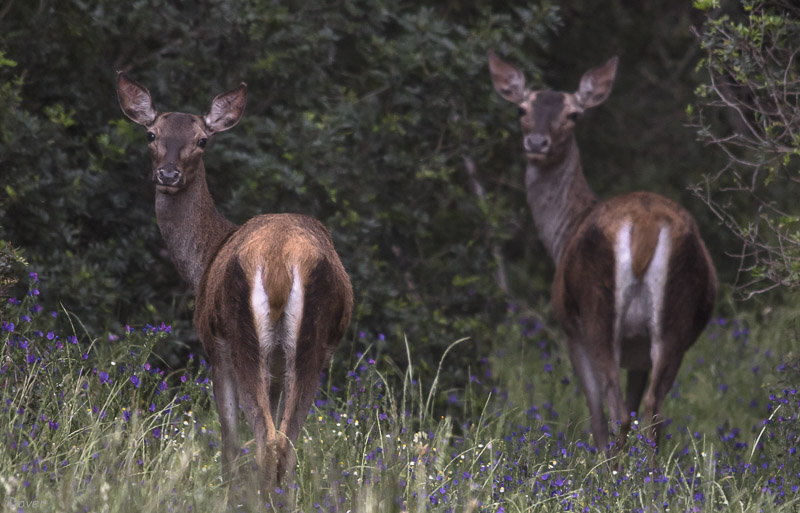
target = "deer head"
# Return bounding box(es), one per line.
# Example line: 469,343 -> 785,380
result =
116,72 -> 247,195
488,51 -> 618,164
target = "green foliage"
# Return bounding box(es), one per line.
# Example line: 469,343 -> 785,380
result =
691,0 -> 800,296
695,0 -> 722,10
0,240 -> 27,325
0,0 -> 562,372
0,39 -> 160,334
1,0 -> 782,382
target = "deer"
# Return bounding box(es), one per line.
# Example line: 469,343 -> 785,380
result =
488,51 -> 716,452
116,73 -> 353,489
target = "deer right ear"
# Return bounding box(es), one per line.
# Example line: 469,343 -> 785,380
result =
204,83 -> 247,134
488,51 -> 527,104
116,72 -> 157,127
575,56 -> 618,109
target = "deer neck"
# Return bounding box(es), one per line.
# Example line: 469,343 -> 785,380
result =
154,164 -> 238,292
525,136 -> 598,262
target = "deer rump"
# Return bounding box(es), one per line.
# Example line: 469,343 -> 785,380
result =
194,213 -> 352,411
552,191 -> 715,376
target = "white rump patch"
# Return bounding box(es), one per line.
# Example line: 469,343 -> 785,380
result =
251,267 -> 275,351
613,221 -> 671,368
614,221 -> 636,341
283,266 -> 304,355
250,266 -> 304,355
644,226 -> 671,366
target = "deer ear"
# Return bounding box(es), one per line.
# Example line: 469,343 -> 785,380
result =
576,56 -> 618,108
204,83 -> 247,133
488,51 -> 527,104
117,72 -> 158,126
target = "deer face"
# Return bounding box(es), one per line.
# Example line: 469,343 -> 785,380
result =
515,90 -> 584,161
488,51 -> 618,164
142,112 -> 209,193
116,72 -> 247,195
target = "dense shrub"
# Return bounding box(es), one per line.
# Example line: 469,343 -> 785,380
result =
0,1 -> 563,374
691,0 -> 800,296
2,0 -> 775,378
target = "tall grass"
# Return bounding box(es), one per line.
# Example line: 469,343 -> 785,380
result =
1,274 -> 799,512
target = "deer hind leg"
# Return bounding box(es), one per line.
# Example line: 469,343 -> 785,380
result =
640,225 -> 673,448
641,342 -> 684,448
211,343 -> 240,482
641,315 -> 689,449
275,266 -> 328,482
566,275 -> 627,449
277,344 -> 327,481
568,339 -> 606,449
600,359 -> 629,451
248,266 -> 280,491
235,383 -> 277,491
569,337 -> 630,449
276,263 -> 344,482
593,293 -> 630,450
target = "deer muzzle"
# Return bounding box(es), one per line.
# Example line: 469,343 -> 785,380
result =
524,133 -> 550,155
154,166 -> 183,188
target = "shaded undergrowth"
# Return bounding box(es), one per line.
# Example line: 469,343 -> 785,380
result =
2,274 -> 799,512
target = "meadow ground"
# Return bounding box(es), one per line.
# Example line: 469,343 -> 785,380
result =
1,272 -> 799,512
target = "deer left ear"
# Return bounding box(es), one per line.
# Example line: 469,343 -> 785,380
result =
117,72 -> 158,127
204,83 -> 247,133
488,51 -> 527,104
576,56 -> 618,109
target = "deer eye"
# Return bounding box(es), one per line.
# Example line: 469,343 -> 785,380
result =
567,111 -> 582,122
146,132 -> 155,143
517,107 -> 527,117
198,138 -> 207,148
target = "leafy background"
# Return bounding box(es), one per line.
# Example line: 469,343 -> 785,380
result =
0,0 -> 787,378
3,1 -> 800,511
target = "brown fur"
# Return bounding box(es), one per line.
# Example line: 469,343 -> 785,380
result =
117,73 -> 353,491
195,213 -> 353,346
490,52 -> 717,452
630,220 -> 660,280
551,193 -> 717,450
552,192 -> 716,328
192,216 -> 353,490
193,213 -> 353,487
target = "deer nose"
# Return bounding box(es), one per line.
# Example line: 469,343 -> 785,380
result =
155,166 -> 182,187
524,134 -> 550,154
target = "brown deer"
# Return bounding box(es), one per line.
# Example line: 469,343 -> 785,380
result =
488,52 -> 716,451
116,73 -> 353,488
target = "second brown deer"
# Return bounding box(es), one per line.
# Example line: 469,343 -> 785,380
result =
488,51 -> 716,451
116,73 -> 353,489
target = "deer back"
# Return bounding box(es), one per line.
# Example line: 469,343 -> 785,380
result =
551,191 -> 716,343
194,214 -> 353,358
